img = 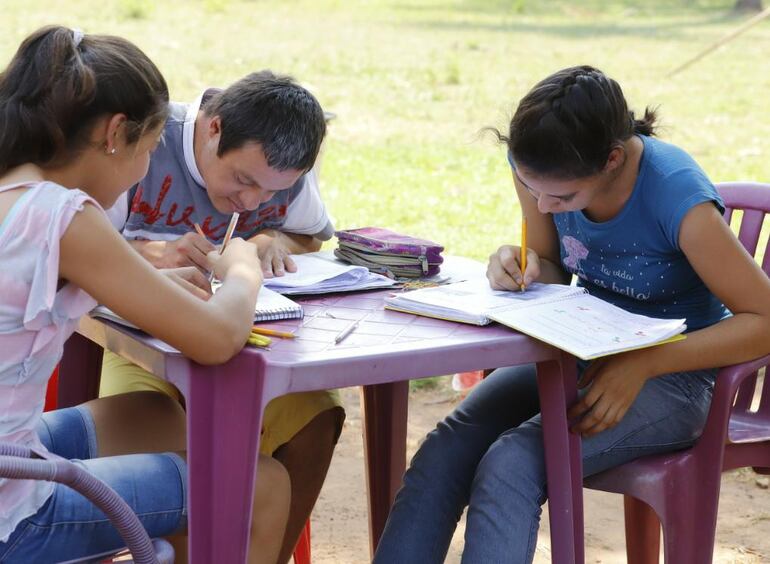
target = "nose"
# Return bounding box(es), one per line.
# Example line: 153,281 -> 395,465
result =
239,188 -> 273,210
536,194 -> 556,214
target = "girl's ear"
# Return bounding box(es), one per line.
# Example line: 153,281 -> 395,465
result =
603,145 -> 625,174
103,114 -> 128,155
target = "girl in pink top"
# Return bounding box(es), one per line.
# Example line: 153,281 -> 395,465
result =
0,26 -> 288,564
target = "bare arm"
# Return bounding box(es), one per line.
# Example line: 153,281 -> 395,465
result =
638,202 -> 770,372
60,204 -> 261,365
570,202 -> 770,435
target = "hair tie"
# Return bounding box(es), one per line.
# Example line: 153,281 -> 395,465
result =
72,28 -> 84,48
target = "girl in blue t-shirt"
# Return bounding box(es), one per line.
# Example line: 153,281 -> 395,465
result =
374,66 -> 770,563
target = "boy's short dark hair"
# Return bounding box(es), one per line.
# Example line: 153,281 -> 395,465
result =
203,70 -> 326,172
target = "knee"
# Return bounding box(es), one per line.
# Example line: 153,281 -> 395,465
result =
254,455 -> 291,513
473,429 -> 547,504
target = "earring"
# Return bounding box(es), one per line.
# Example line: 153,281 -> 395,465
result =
105,145 -> 117,155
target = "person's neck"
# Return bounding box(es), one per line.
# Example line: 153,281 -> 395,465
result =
193,110 -> 209,170
583,135 -> 643,223
0,162 -> 85,190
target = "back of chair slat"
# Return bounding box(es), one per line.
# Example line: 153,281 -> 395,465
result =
736,209 -> 765,257
717,181 -> 770,277
716,182 -> 770,418
733,372 -> 758,412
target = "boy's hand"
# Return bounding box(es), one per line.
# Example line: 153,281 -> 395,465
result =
487,244 -> 540,291
133,233 -> 216,271
567,352 -> 653,436
161,266 -> 212,300
255,234 -> 298,278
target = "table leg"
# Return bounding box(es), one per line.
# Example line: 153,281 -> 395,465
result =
182,354 -> 266,564
361,380 -> 409,558
58,332 -> 104,408
537,354 -> 583,564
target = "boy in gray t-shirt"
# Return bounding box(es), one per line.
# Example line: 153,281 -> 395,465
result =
103,71 -> 345,563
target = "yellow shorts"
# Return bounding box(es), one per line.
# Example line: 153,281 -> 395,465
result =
100,351 -> 343,456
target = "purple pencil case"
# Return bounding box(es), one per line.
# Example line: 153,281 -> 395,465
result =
334,227 -> 444,278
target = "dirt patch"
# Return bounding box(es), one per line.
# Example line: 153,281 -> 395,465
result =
311,383 -> 770,563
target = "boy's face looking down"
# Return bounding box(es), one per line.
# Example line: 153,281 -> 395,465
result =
195,114 -> 304,214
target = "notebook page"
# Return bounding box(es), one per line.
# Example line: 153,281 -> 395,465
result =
264,254 -> 370,288
254,287 -> 303,321
489,293 -> 686,360
263,252 -> 396,294
390,280 -> 581,313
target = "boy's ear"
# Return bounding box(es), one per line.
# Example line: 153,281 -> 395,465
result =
208,115 -> 222,137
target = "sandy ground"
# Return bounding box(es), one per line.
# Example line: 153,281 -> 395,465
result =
310,383 -> 770,564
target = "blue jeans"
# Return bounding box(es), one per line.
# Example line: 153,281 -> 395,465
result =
373,362 -> 716,564
0,406 -> 187,564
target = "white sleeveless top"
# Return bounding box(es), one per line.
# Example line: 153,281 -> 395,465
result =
0,181 -> 98,542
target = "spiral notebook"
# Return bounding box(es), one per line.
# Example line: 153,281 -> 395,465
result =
385,279 -> 686,360
91,286 -> 302,328
252,286 -> 303,322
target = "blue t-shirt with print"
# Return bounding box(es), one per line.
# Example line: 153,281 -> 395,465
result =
512,135 -> 729,332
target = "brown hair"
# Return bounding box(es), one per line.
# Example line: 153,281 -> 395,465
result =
0,25 -> 169,175
203,70 -> 326,172
497,65 -> 657,179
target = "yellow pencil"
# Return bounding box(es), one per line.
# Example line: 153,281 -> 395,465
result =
247,332 -> 272,347
519,216 -> 527,292
251,327 -> 296,339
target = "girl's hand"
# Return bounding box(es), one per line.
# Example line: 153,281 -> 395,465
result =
567,351 -> 653,436
161,266 -> 212,300
207,238 -> 263,284
487,244 -> 541,291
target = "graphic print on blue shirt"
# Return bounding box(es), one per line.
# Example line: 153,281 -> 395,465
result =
550,135 -> 730,332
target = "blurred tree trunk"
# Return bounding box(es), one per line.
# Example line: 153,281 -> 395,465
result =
735,0 -> 763,11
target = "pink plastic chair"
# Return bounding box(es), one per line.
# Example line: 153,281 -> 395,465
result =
584,181 -> 770,563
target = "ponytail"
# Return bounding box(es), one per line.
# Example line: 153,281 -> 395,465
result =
0,25 -> 168,175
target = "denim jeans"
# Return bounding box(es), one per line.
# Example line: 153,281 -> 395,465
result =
373,362 -> 716,564
0,406 -> 187,564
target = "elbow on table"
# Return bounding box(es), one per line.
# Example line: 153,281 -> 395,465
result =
183,328 -> 249,366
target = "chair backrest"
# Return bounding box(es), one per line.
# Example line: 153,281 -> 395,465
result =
714,182 -> 770,439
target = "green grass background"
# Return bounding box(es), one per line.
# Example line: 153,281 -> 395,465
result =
2,0 -> 769,262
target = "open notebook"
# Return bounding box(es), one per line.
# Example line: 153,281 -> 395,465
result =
385,279 -> 686,360
263,252 -> 397,295
91,286 -> 302,328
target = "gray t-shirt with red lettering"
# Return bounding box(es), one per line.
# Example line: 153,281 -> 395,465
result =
107,92 -> 333,244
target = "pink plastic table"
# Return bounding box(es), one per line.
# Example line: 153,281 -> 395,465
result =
59,289 -> 583,563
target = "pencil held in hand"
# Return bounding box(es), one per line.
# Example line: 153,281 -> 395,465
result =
219,212 -> 240,255
519,216 -> 527,292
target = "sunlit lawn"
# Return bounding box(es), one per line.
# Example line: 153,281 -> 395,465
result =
3,0 -> 769,262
